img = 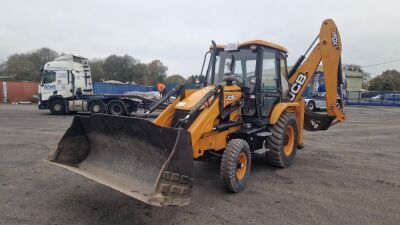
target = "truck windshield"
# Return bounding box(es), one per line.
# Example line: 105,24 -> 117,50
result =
41,70 -> 56,84
206,48 -> 257,86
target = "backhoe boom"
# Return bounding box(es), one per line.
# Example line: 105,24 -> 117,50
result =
288,19 -> 346,128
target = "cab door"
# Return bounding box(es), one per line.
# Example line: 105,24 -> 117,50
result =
55,70 -> 70,97
259,48 -> 281,118
40,70 -> 57,101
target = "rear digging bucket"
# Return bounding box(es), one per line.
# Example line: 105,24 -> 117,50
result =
304,110 -> 335,131
48,114 -> 194,206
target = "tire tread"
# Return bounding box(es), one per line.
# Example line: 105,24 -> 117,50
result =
266,112 -> 298,168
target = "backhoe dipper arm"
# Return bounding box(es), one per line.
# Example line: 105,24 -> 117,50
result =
288,19 -> 346,125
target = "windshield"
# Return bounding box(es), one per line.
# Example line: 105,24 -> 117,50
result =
41,70 -> 56,84
206,48 -> 257,86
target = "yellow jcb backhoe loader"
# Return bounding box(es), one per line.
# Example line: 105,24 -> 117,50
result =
48,19 -> 346,206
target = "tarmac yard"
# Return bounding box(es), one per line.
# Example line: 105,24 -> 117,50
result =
0,104 -> 399,225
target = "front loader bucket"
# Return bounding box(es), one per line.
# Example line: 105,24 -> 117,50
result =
48,114 -> 194,206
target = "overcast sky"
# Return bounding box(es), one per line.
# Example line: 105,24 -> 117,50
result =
1,0 -> 399,77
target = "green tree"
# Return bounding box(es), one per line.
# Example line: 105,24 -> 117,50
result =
90,59 -> 105,82
146,60 -> 167,85
3,48 -> 59,81
6,54 -> 37,80
165,74 -> 185,85
132,63 -> 148,84
0,63 -> 6,79
103,54 -> 139,82
29,48 -> 59,71
368,70 -> 400,91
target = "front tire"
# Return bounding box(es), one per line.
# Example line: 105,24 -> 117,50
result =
266,112 -> 298,168
220,139 -> 251,193
49,99 -> 66,115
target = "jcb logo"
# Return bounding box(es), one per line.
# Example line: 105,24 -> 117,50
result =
331,29 -> 339,46
289,74 -> 307,101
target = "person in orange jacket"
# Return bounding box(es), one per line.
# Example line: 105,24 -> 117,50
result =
157,83 -> 167,98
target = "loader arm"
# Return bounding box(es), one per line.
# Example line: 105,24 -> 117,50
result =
288,19 -> 346,130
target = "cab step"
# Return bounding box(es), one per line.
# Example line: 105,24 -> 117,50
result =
255,131 -> 272,137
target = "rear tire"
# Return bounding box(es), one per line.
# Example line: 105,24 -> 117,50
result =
89,101 -> 105,114
108,101 -> 126,116
50,99 -> 66,115
266,112 -> 298,168
220,139 -> 251,193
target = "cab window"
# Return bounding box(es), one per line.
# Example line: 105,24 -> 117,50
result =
42,71 -> 56,84
208,48 -> 258,86
232,59 -> 243,83
261,49 -> 278,92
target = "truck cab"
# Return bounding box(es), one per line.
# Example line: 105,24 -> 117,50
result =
305,71 -> 346,111
38,55 -> 93,114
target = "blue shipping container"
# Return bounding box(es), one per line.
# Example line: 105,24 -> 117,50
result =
93,82 -> 154,95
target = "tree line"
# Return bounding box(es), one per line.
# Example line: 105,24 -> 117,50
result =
368,70 -> 400,91
0,47 -> 189,86
341,64 -> 400,91
1,48 -> 399,90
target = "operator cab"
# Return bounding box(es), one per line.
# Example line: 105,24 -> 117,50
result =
205,40 -> 290,126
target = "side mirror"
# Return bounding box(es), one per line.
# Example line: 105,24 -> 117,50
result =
249,76 -> 256,84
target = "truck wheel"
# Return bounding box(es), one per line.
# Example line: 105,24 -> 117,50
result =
307,101 -> 316,111
89,101 -> 105,114
108,101 -> 126,116
220,139 -> 251,193
50,99 -> 66,115
266,112 -> 298,168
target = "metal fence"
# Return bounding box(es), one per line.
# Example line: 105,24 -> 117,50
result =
93,82 -> 154,95
346,91 -> 400,106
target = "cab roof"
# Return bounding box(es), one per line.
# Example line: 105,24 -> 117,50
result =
212,39 -> 288,53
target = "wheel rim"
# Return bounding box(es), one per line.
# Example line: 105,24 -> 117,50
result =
236,152 -> 247,180
308,103 -> 314,110
93,104 -> 101,113
283,126 -> 295,156
54,104 -> 62,112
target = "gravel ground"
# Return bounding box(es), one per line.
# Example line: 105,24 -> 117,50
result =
0,104 -> 399,225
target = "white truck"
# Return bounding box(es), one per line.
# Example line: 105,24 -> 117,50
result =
38,55 -> 158,115
304,71 -> 346,111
